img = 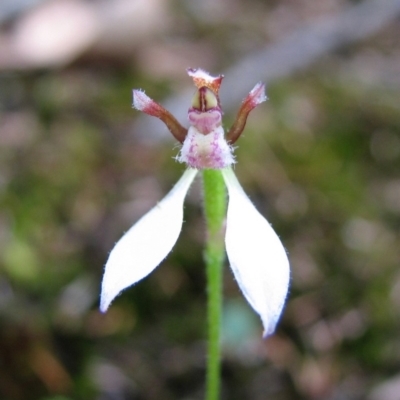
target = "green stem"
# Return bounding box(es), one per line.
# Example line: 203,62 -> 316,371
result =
202,169 -> 227,400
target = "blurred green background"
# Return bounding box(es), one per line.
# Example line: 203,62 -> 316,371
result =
1,0 -> 400,399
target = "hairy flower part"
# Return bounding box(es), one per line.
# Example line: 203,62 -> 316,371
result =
177,84 -> 235,169
133,68 -> 267,169
100,68 -> 290,337
226,82 -> 267,144
132,89 -> 187,143
177,126 -> 235,169
187,68 -> 223,95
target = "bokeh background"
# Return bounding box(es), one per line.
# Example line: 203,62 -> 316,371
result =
1,0 -> 400,399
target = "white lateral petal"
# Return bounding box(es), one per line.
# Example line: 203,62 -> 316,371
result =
222,168 -> 290,337
100,169 -> 198,312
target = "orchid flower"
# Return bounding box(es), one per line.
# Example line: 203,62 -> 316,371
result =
100,68 -> 290,337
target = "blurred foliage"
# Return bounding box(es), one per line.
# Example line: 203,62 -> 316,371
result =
1,0 -> 400,399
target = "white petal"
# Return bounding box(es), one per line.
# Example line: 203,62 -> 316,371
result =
100,169 -> 198,312
222,168 -> 290,337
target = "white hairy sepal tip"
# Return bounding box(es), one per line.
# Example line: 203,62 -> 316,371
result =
177,126 -> 235,169
100,169 -> 198,312
221,168 -> 290,337
132,89 -> 152,111
187,68 -> 218,82
249,82 -> 268,105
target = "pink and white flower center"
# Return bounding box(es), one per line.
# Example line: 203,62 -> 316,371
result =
177,126 -> 235,169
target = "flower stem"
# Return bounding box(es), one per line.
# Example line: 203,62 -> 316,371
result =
202,169 -> 227,400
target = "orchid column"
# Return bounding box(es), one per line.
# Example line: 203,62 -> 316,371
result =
100,69 -> 290,400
